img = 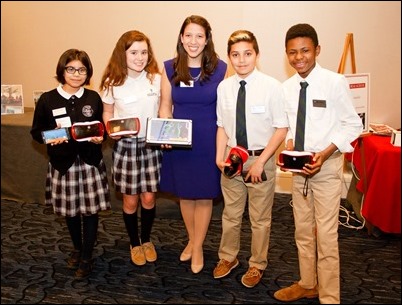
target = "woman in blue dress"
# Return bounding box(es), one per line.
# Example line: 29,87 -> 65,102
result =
158,15 -> 227,274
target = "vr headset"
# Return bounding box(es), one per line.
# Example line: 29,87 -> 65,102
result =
279,150 -> 314,172
223,146 -> 249,178
106,117 -> 140,137
71,121 -> 104,142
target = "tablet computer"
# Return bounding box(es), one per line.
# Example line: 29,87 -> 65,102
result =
145,118 -> 192,147
41,127 -> 70,144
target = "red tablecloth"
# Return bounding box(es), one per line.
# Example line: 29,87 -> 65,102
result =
347,135 -> 401,233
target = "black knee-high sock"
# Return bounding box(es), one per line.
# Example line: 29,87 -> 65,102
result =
140,206 -> 155,243
123,211 -> 140,247
82,214 -> 99,261
65,215 -> 82,251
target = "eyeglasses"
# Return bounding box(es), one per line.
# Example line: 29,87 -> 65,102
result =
65,66 -> 87,75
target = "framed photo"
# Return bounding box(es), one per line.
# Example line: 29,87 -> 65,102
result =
33,90 -> 45,109
1,84 -> 24,115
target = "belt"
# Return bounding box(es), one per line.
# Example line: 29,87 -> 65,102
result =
247,149 -> 264,157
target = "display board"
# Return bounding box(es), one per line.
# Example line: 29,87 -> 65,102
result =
345,73 -> 370,133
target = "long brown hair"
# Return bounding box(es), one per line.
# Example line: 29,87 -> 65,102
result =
172,15 -> 219,86
99,30 -> 159,95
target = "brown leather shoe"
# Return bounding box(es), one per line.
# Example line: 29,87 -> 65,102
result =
274,282 -> 318,302
67,250 -> 81,269
213,258 -> 239,279
130,245 -> 146,266
142,242 -> 157,262
241,266 -> 263,288
75,259 -> 94,279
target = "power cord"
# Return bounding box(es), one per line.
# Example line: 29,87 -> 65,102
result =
287,143 -> 367,230
339,195 -> 365,230
350,140 -> 361,182
341,141 -> 366,229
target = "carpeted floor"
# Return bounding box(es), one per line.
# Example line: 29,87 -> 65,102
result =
1,193 -> 401,304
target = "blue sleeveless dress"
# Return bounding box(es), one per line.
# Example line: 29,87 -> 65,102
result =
160,59 -> 227,199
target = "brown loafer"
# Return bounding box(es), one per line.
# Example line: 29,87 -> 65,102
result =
274,282 -> 318,302
213,258 -> 239,279
67,250 -> 81,269
241,266 -> 263,288
130,245 -> 146,266
75,259 -> 94,279
142,242 -> 157,262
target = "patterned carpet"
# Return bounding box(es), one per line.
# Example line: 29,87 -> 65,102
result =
1,193 -> 401,304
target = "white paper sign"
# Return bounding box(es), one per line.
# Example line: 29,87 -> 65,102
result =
345,73 -> 370,132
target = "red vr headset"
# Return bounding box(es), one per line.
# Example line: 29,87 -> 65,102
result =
71,121 -> 104,142
223,146 -> 249,178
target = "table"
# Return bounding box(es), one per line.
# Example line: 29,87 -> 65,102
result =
347,134 -> 401,234
1,110 -> 184,217
1,109 -> 116,204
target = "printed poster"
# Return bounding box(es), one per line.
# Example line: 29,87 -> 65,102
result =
345,73 -> 370,132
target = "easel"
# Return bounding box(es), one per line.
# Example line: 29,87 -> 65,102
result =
338,33 -> 373,235
338,33 -> 356,74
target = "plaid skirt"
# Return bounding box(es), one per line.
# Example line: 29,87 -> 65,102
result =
112,138 -> 162,195
45,157 -> 111,217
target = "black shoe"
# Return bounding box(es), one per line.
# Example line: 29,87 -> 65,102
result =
75,259 -> 94,279
67,250 -> 81,269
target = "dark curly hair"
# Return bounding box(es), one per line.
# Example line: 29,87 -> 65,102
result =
285,23 -> 319,48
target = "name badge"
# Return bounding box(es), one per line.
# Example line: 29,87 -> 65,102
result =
52,107 -> 67,116
56,116 -> 72,128
180,81 -> 194,88
251,106 -> 265,114
313,99 -> 326,108
123,96 -> 138,104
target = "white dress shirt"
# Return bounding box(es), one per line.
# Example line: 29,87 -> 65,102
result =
217,68 -> 288,150
282,63 -> 363,153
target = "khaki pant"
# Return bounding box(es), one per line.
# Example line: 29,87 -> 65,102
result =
218,149 -> 276,270
292,153 -> 343,304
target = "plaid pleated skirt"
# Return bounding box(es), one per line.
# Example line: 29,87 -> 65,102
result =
112,138 -> 162,195
45,157 -> 111,217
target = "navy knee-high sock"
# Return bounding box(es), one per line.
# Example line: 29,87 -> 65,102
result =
82,214 -> 99,261
141,206 -> 155,243
65,215 -> 82,251
123,211 -> 140,247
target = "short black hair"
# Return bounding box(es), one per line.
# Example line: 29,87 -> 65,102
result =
285,23 -> 319,48
55,49 -> 93,85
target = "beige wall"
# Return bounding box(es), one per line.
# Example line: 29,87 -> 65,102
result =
1,1 -> 401,128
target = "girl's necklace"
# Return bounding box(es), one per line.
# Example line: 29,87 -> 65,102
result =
191,71 -> 201,82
